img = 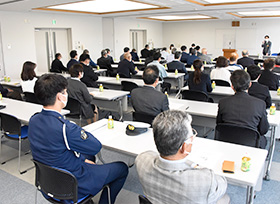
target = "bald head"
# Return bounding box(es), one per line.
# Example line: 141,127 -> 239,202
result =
124,52 -> 132,61
202,48 -> 207,55
242,50 -> 249,57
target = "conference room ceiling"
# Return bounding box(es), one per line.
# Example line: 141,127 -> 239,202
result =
1,0 -> 280,20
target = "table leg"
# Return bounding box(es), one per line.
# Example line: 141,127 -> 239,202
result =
246,186 -> 255,204
118,99 -> 123,122
264,126 -> 276,180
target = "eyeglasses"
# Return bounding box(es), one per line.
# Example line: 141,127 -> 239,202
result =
184,128 -> 198,145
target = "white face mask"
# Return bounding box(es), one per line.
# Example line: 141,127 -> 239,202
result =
80,72 -> 84,78
201,67 -> 204,72
61,92 -> 68,107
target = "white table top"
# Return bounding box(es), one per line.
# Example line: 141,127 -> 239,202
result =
181,86 -> 234,96
0,98 -> 69,123
113,61 -> 145,65
87,88 -> 129,101
84,119 -> 267,187
168,98 -> 280,127
136,70 -> 185,79
97,76 -> 146,87
1,79 -> 21,87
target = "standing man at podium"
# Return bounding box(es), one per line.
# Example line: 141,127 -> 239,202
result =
262,35 -> 272,56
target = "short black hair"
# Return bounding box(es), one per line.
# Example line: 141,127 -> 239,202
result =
195,45 -> 200,50
70,50 -> 77,58
174,51 -> 182,59
153,52 -> 161,60
216,56 -> 228,68
247,65 -> 261,80
162,47 -> 167,51
124,47 -> 130,52
55,53 -> 61,59
79,54 -> 90,62
105,48 -> 110,53
143,65 -> 159,85
69,64 -> 83,78
101,49 -> 107,57
181,45 -> 187,52
230,70 -> 250,92
191,43 -> 195,47
34,74 -> 68,106
263,58 -> 275,70
145,44 -> 149,48
265,35 -> 269,39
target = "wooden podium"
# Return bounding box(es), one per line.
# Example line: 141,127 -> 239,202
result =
223,49 -> 237,59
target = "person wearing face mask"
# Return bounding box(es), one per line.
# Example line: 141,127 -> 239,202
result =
67,64 -> 98,124
79,54 -> 99,88
188,59 -> 213,98
135,110 -> 229,204
262,35 -> 272,56
29,74 -> 128,204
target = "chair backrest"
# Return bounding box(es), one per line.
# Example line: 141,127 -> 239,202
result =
133,112 -> 155,126
139,195 -> 152,204
121,81 -> 138,92
0,113 -> 21,136
181,90 -> 209,102
64,97 -> 82,117
211,79 -> 230,87
215,123 -> 260,148
33,160 -> 78,202
23,92 -> 40,104
119,73 -> 130,78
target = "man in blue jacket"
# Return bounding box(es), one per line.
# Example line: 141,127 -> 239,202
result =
28,74 -> 128,204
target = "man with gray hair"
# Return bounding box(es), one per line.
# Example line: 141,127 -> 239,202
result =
97,49 -> 114,76
237,49 -> 254,68
135,110 -> 229,204
199,48 -> 211,64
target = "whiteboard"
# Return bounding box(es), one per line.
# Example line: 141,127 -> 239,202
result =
235,29 -> 257,49
215,29 -> 236,49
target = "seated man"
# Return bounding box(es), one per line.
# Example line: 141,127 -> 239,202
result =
97,49 -> 114,77
120,47 -> 130,61
180,45 -> 189,64
131,65 -> 169,117
258,58 -> 279,90
198,48 -> 211,64
79,54 -> 99,88
217,70 -> 269,149
105,48 -> 114,64
136,110 -> 229,204
167,51 -> 189,81
237,50 -> 254,68
247,64 -> 271,109
227,53 -> 243,72
29,74 -> 128,204
147,52 -> 168,81
187,49 -> 198,66
50,53 -> 68,73
117,52 -> 137,78
141,44 -> 151,58
160,47 -> 169,60
82,49 -> 97,68
130,48 -> 139,62
67,50 -> 79,70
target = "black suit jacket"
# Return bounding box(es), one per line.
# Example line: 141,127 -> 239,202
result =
117,59 -> 137,78
67,59 -> 79,70
141,49 -> 151,58
167,60 -> 189,80
248,82 -> 271,108
97,56 -> 113,74
131,86 -> 169,117
188,72 -> 212,95
80,63 -> 99,88
258,69 -> 279,90
180,52 -> 189,63
237,57 -> 254,68
50,59 -> 67,73
217,92 -> 269,135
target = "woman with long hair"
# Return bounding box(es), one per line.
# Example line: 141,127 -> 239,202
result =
20,61 -> 37,93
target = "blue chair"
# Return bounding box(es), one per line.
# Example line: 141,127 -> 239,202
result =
33,159 -> 111,204
0,112 -> 31,174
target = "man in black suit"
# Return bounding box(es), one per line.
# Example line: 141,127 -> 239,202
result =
180,45 -> 189,64
50,53 -> 68,73
105,48 -> 114,64
258,58 -> 279,90
79,54 -> 99,88
67,50 -> 79,70
97,49 -> 115,77
217,70 -> 269,149
117,53 -> 137,78
237,50 -> 254,68
131,65 -> 169,117
167,51 -> 189,81
262,35 -> 272,56
141,44 -> 151,58
247,65 -> 271,108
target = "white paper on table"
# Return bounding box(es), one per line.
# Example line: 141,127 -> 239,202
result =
90,91 -> 102,96
170,102 -> 186,110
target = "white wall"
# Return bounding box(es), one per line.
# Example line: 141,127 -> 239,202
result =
113,18 -> 163,59
162,18 -> 280,58
0,11 -> 103,78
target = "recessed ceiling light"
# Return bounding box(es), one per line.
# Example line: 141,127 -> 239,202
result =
140,15 -> 215,21
185,0 -> 280,6
34,0 -> 168,14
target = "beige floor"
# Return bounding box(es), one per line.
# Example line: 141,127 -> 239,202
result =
0,142 -> 139,204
